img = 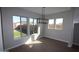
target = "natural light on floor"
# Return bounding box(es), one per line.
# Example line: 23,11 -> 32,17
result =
25,40 -> 42,45
25,38 -> 42,48
25,26 -> 42,46
25,40 -> 42,48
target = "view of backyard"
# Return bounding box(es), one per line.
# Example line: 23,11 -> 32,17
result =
14,30 -> 27,38
14,30 -> 21,38
13,16 -> 38,39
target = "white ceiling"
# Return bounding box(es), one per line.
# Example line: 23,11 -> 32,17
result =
21,7 -> 71,15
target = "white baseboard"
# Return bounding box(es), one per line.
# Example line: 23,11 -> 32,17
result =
5,43 -> 24,51
44,36 -> 69,43
44,36 -> 72,47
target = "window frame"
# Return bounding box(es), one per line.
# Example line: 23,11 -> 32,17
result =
48,18 -> 64,30
48,19 -> 55,29
12,16 -> 28,40
55,18 -> 64,30
20,16 -> 28,37
12,16 -> 39,40
29,18 -> 38,35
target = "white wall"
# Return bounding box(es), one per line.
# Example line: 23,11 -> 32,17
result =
1,7 -> 42,50
43,10 -> 73,46
0,9 -> 3,51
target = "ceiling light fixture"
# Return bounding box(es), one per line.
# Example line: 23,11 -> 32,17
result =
38,7 -> 47,24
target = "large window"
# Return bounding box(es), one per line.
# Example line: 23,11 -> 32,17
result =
48,19 -> 54,29
33,19 -> 38,33
13,16 -> 38,40
55,18 -> 63,30
48,18 -> 63,30
29,18 -> 38,35
13,16 -> 28,39
13,16 -> 21,39
29,18 -> 34,34
21,17 -> 28,37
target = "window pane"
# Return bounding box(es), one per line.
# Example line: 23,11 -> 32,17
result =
29,18 -> 34,34
21,17 -> 27,37
34,19 -> 37,25
48,19 -> 54,29
13,16 -> 21,39
55,18 -> 63,30
29,18 -> 33,25
29,18 -> 38,34
34,19 -> 38,33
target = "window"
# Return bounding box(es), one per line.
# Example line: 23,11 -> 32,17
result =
29,18 -> 34,34
13,16 -> 21,39
48,19 -> 54,29
29,18 -> 38,35
48,18 -> 63,30
21,17 -> 28,37
33,19 -> 38,33
13,16 -> 39,40
55,18 -> 63,30
13,16 -> 28,39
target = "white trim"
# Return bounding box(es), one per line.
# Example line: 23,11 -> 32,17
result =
53,37 -> 68,43
5,42 -> 24,51
44,36 -> 72,47
44,36 -> 69,43
43,36 -> 74,47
